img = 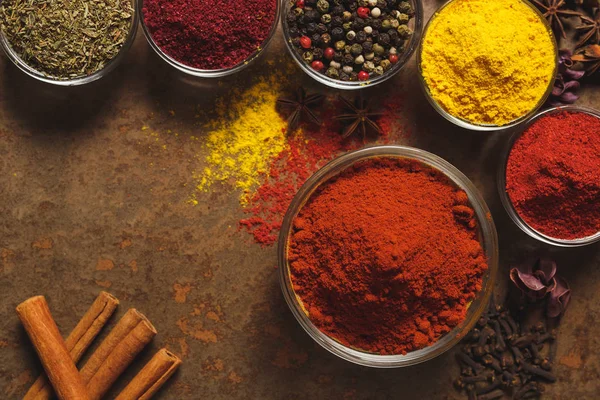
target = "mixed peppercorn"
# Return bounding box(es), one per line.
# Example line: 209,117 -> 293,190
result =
285,0 -> 415,81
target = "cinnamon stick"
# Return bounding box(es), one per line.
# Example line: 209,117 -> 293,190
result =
16,296 -> 90,400
24,291 -> 119,400
80,308 -> 157,400
115,348 -> 182,400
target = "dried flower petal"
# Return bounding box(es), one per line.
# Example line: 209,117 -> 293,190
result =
547,276 -> 571,318
510,257 -> 557,300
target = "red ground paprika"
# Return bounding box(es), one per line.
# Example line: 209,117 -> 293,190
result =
143,0 -> 276,70
288,158 -> 488,355
506,111 -> 600,240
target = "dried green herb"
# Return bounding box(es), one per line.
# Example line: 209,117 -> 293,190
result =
0,0 -> 134,79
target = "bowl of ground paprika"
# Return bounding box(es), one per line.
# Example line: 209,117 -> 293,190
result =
279,145 -> 499,367
500,106 -> 600,247
139,0 -> 280,77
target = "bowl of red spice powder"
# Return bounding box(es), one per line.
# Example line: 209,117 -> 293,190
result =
500,106 -> 600,247
139,0 -> 280,77
279,146 -> 499,367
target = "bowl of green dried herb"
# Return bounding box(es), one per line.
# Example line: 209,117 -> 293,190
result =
0,0 -> 138,85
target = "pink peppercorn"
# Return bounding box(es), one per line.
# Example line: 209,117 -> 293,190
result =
389,54 -> 399,64
357,7 -> 370,19
311,60 -> 324,71
324,47 -> 335,60
300,36 -> 312,49
358,71 -> 369,81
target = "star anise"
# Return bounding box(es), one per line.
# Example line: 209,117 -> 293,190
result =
532,0 -> 583,39
277,88 -> 324,134
333,95 -> 383,139
572,43 -> 600,75
575,9 -> 600,48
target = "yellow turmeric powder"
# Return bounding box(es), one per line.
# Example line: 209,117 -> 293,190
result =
193,73 -> 288,205
420,0 -> 556,126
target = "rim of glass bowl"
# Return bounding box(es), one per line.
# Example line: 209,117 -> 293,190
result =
281,0 -> 423,90
0,0 -> 139,86
497,105 -> 600,247
278,145 -> 499,368
416,0 -> 558,132
138,0 -> 281,78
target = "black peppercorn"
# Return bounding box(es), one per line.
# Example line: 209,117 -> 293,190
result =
388,29 -> 399,41
331,15 -> 343,27
372,19 -> 382,29
378,33 -> 390,45
332,5 -> 344,15
339,71 -> 350,81
355,30 -> 367,43
311,33 -> 321,45
333,52 -> 343,62
371,30 -> 380,40
286,11 -> 297,23
289,26 -> 300,37
306,0 -> 317,4
306,22 -> 318,34
317,23 -> 328,34
352,17 -> 365,30
362,41 -> 373,52
350,71 -> 358,81
305,9 -> 320,21
377,0 -> 386,8
342,53 -> 354,64
394,37 -> 404,47
348,1 -> 357,11
292,37 -> 301,47
373,56 -> 382,64
297,15 -> 306,25
313,47 -> 324,59
331,27 -> 344,40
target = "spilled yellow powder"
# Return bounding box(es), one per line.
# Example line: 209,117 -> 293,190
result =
194,73 -> 288,205
420,0 -> 556,126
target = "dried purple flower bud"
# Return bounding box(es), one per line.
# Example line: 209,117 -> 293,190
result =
510,257 -> 556,300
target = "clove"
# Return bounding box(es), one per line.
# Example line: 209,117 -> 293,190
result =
520,362 -> 557,382
477,389 -> 504,400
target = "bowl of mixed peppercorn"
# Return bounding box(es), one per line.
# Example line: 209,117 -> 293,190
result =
282,0 -> 422,89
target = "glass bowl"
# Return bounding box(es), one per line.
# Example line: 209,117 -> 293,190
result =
138,0 -> 280,78
0,0 -> 138,86
416,0 -> 558,131
278,145 -> 499,367
498,105 -> 600,247
281,0 -> 423,90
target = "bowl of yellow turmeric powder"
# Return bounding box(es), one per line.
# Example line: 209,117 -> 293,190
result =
417,0 -> 558,131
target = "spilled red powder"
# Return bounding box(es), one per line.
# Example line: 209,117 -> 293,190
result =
240,96 -> 409,246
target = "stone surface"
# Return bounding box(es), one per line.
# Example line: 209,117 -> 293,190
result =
1,2 -> 599,399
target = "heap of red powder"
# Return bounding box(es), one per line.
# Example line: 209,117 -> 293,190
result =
143,0 -> 276,70
506,111 -> 600,240
288,158 -> 488,355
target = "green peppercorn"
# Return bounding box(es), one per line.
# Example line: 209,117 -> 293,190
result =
363,61 -> 375,72
365,52 -> 375,60
390,19 -> 400,28
303,51 -> 314,62
354,54 -> 365,64
342,11 -> 352,21
317,0 -> 330,13
293,7 -> 304,16
321,33 -> 332,44
397,24 -> 412,38
321,13 -> 332,23
358,0 -> 369,6
381,19 -> 391,30
373,43 -> 385,55
351,43 -> 363,55
326,66 -> 339,78
343,22 -> 352,31
380,59 -> 391,70
398,1 -> 412,14
335,40 -> 346,50
345,44 -> 352,54
397,12 -> 409,24
374,66 -> 384,75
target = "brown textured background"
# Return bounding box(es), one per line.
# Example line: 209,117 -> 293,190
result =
1,1 -> 599,398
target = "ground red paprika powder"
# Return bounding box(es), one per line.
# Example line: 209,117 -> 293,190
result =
288,158 -> 488,355
506,111 -> 600,240
143,0 -> 276,70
